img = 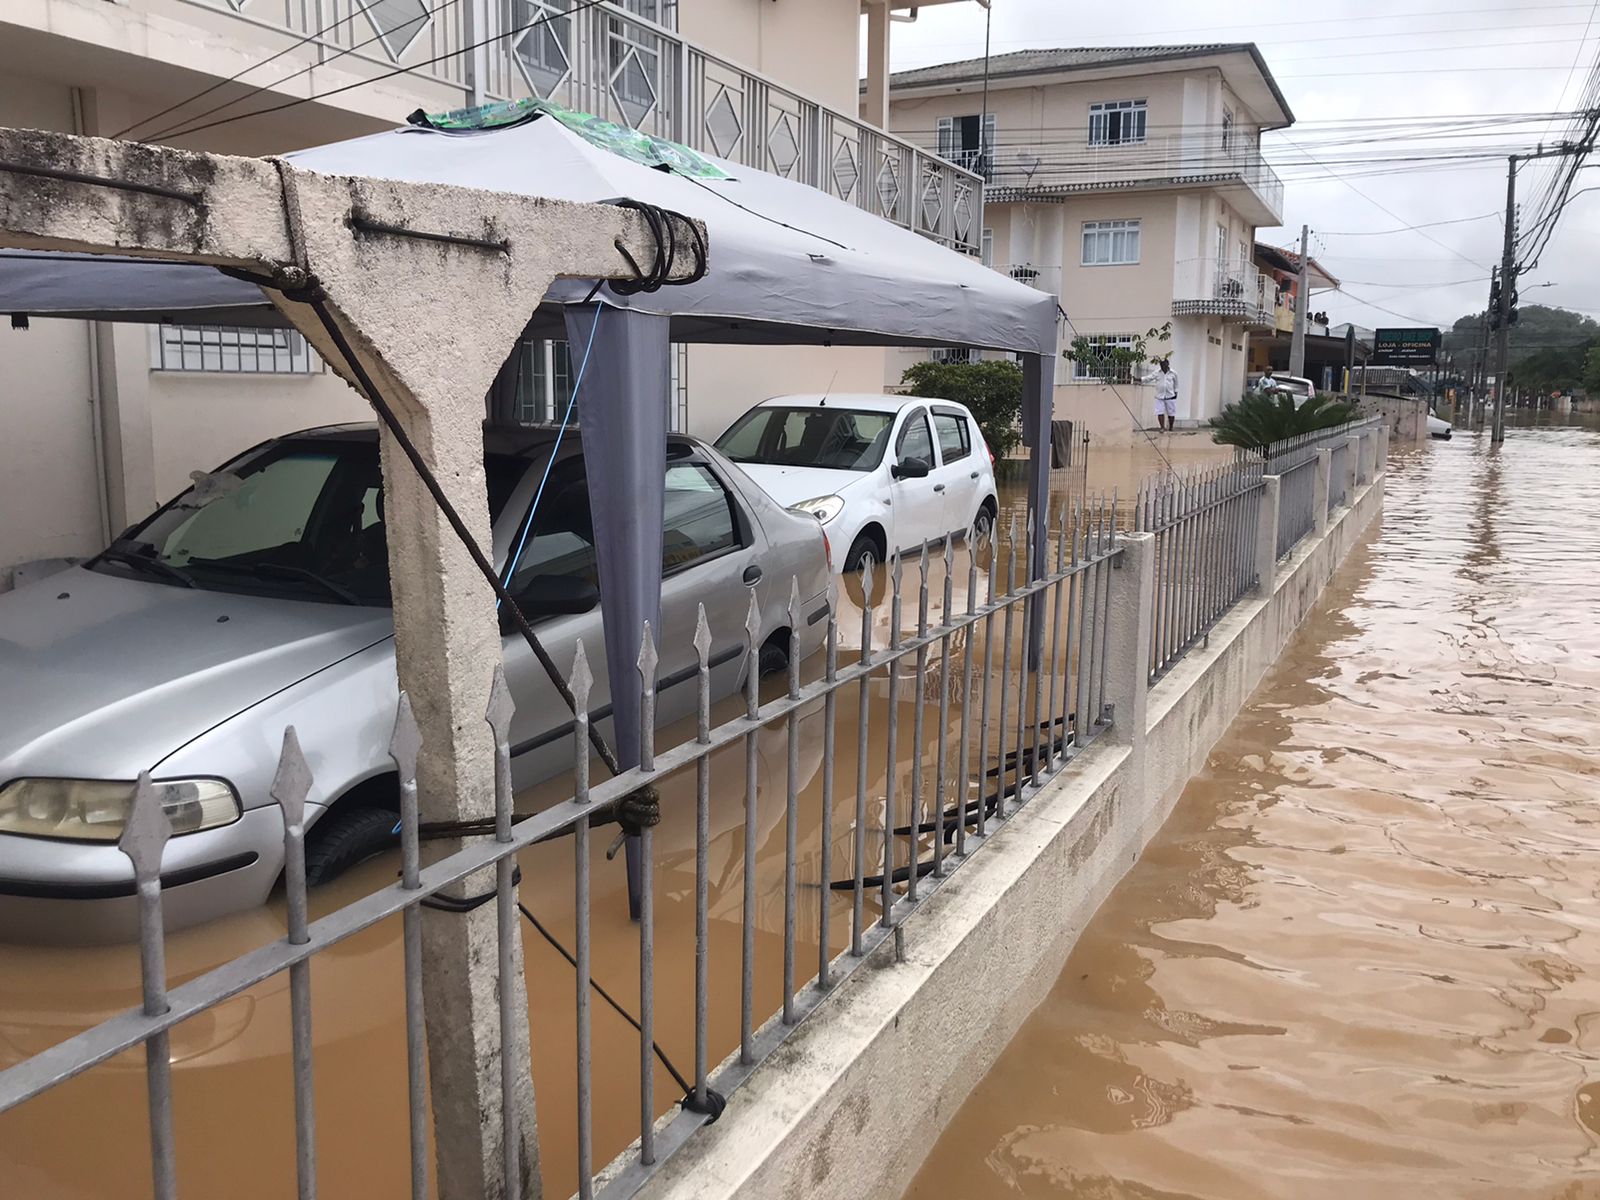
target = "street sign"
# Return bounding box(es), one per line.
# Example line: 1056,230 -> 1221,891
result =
1372,327 -> 1440,365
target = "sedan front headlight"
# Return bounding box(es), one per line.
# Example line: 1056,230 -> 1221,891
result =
791,494 -> 846,524
0,778 -> 242,841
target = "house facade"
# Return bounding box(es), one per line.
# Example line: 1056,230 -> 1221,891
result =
0,0 -> 979,587
885,45 -> 1294,442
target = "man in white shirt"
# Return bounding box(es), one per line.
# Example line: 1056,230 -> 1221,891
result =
1152,358 -> 1179,431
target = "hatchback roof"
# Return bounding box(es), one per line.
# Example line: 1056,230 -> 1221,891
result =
756,393 -> 955,414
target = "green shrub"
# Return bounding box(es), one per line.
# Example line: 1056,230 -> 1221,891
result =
899,359 -> 1025,457
1209,390 -> 1360,449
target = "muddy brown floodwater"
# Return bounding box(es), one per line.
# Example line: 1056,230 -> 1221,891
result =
905,416 -> 1600,1200
0,430 -> 1227,1200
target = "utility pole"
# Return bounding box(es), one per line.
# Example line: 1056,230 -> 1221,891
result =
1288,223 -> 1310,380
1475,270 -> 1495,426
1491,157 -> 1518,445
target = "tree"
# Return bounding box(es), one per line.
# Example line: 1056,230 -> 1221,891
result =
1209,389 -> 1360,449
1443,304 -> 1600,383
899,359 -> 1025,456
1061,322 -> 1173,385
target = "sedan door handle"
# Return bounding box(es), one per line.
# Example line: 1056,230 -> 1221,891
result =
933,483 -> 945,492
970,471 -> 980,479
742,564 -> 763,585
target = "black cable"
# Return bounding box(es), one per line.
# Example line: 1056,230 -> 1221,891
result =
152,0 -> 614,145
668,170 -> 851,252
1056,304 -> 1177,476
116,0 -> 459,142
518,901 -> 726,1121
296,289 -> 625,778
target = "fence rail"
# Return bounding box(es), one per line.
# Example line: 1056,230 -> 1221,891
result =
0,505 -> 1119,1200
1233,418 -> 1378,562
1136,461 -> 1264,682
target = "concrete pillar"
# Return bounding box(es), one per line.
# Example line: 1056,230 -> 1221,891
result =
1313,448 -> 1332,534
862,2 -> 891,128
94,322 -> 158,534
1342,434 -> 1360,503
1254,474 -> 1280,598
1102,531 -> 1154,750
1378,424 -> 1390,471
0,125 -> 703,1200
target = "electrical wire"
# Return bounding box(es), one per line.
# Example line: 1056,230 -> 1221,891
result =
115,0 -> 457,142
1056,304 -> 1176,477
151,0 -> 615,144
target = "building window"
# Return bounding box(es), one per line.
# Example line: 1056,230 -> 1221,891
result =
152,324 -> 322,374
930,346 -> 980,364
1081,219 -> 1140,266
516,338 -> 575,424
1071,333 -> 1140,383
1088,99 -> 1147,146
936,113 -> 996,174
981,226 -> 994,268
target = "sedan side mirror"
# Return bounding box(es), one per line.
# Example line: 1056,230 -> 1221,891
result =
892,457 -> 930,480
501,575 -> 599,629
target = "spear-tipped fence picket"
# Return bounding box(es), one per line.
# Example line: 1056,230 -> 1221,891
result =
0,503 -> 1124,1200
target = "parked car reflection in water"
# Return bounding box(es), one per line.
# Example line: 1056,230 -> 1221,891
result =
0,423 -> 830,942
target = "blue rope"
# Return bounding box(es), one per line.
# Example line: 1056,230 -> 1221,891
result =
497,300 -> 607,608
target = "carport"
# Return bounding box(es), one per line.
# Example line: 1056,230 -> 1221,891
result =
0,100 -> 1057,1198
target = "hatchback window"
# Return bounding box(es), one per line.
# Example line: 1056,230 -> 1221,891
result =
896,410 -> 934,465
934,413 -> 971,463
504,457 -> 742,607
95,439 -> 527,606
716,407 -> 895,471
663,463 -> 738,571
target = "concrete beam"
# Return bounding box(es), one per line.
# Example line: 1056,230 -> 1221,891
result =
0,126 -> 704,1200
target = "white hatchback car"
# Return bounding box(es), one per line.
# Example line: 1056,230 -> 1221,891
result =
715,394 -> 999,572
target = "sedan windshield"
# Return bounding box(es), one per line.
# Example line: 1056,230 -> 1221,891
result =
93,438 -> 526,606
716,407 -> 895,471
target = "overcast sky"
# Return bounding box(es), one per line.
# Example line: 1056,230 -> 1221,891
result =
879,0 -> 1600,334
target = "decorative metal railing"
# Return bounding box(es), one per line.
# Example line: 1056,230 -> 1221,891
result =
0,508 -> 1117,1200
163,0 -> 982,252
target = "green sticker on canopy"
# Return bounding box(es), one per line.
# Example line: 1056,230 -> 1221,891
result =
419,97 -> 731,179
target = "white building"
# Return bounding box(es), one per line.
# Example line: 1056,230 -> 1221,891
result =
885,45 -> 1294,443
0,0 -> 980,587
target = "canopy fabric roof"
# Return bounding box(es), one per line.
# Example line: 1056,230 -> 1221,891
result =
0,112 -> 1058,354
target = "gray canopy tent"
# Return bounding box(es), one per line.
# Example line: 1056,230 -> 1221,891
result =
1,104 -> 1061,902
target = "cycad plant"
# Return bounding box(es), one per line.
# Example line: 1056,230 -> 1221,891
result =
1209,389 -> 1361,449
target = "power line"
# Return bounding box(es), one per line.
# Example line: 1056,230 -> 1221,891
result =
1318,212 -> 1500,235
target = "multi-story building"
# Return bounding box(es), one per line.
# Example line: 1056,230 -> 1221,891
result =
0,0 -> 979,587
885,45 -> 1294,443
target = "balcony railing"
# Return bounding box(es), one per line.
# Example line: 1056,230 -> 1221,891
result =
975,133 -> 1284,225
1172,258 -> 1274,325
164,0 -> 982,253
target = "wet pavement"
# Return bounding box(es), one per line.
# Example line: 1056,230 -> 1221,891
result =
903,416 -> 1600,1200
0,431 -> 1231,1199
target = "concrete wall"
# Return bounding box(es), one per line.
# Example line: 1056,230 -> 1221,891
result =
634,446 -> 1388,1200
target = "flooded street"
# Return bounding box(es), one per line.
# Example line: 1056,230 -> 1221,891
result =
0,430 -> 1229,1198
904,418 -> 1600,1200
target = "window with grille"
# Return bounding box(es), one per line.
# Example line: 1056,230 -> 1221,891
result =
930,346 -> 980,364
1088,99 -> 1147,146
515,338 -> 575,425
981,226 -> 994,267
936,114 -> 996,173
151,325 -> 322,374
1081,219 -> 1140,266
1071,333 -> 1140,383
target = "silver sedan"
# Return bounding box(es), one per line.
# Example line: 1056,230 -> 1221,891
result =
0,424 -> 831,943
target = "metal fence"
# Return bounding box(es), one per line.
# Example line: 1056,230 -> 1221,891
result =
1135,460 -> 1265,682
0,505 -> 1120,1200
1239,419 -> 1377,561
